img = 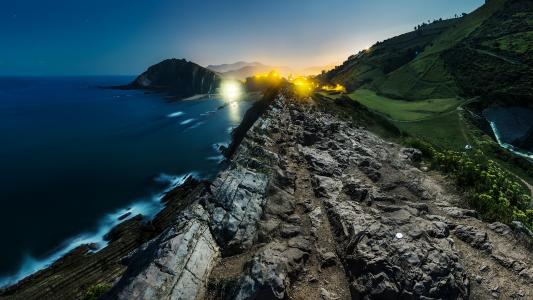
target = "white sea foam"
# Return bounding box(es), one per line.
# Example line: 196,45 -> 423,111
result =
0,172 -> 195,288
187,121 -> 205,130
200,110 -> 217,116
490,121 -> 533,159
167,111 -> 184,118
180,118 -> 195,125
206,155 -> 225,163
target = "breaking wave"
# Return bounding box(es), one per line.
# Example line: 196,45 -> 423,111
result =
0,172 -> 195,288
167,111 -> 184,118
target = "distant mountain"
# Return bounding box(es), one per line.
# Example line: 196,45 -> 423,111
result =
322,0 -> 532,107
208,61 -> 338,79
206,61 -> 264,73
130,58 -> 221,98
300,64 -> 338,76
221,65 -> 293,80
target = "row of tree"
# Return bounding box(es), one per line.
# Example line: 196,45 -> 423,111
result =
414,13 -> 468,31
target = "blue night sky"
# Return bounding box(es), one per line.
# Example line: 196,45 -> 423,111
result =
0,0 -> 484,75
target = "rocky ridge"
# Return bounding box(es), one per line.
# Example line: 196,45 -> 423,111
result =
109,92 -> 532,299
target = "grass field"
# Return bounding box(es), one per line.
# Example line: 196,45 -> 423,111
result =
394,112 -> 469,150
347,89 -> 463,121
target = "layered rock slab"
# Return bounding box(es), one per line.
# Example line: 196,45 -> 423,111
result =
104,205 -> 219,300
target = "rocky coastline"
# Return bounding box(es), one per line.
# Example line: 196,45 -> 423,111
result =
2,90 -> 532,299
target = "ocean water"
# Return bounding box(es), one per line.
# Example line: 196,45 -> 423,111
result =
483,106 -> 533,159
0,76 -> 252,286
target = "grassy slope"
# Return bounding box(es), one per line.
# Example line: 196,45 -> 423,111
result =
374,0 -> 506,100
322,19 -> 460,92
444,0 -> 533,106
348,89 -> 462,121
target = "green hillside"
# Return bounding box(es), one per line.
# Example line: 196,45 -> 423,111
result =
320,0 -> 533,183
322,18 -> 460,94
322,0 -> 533,104
444,0 -> 533,106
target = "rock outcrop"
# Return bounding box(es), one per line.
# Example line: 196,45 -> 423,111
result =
104,204 -> 219,300
204,92 -> 532,300
130,58 -> 221,98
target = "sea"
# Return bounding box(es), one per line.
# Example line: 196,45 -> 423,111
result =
0,76 -> 253,286
483,106 -> 533,159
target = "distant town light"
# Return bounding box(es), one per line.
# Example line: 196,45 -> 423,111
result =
220,80 -> 243,101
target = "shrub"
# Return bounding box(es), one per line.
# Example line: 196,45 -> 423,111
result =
407,138 -> 532,230
84,283 -> 111,300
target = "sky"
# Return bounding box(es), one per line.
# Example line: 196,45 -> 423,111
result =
0,0 -> 484,75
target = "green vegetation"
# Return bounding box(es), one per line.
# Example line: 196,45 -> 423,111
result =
395,112 -> 469,150
84,283 -> 111,300
320,18 -> 460,94
406,138 -> 533,231
348,89 -> 462,121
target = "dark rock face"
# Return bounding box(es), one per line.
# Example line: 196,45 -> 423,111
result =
131,58 -> 221,98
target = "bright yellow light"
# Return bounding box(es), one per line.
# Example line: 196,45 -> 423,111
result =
220,80 -> 243,101
321,84 -> 346,93
291,76 -> 316,97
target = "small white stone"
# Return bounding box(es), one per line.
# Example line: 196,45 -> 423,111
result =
395,232 -> 404,239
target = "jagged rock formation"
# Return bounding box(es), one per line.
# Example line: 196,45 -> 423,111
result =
104,204 -> 219,300
209,92 -> 532,299
130,58 -> 221,98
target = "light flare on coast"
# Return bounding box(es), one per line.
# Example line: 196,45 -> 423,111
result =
249,69 -> 346,97
220,80 -> 243,101
220,80 -> 243,122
